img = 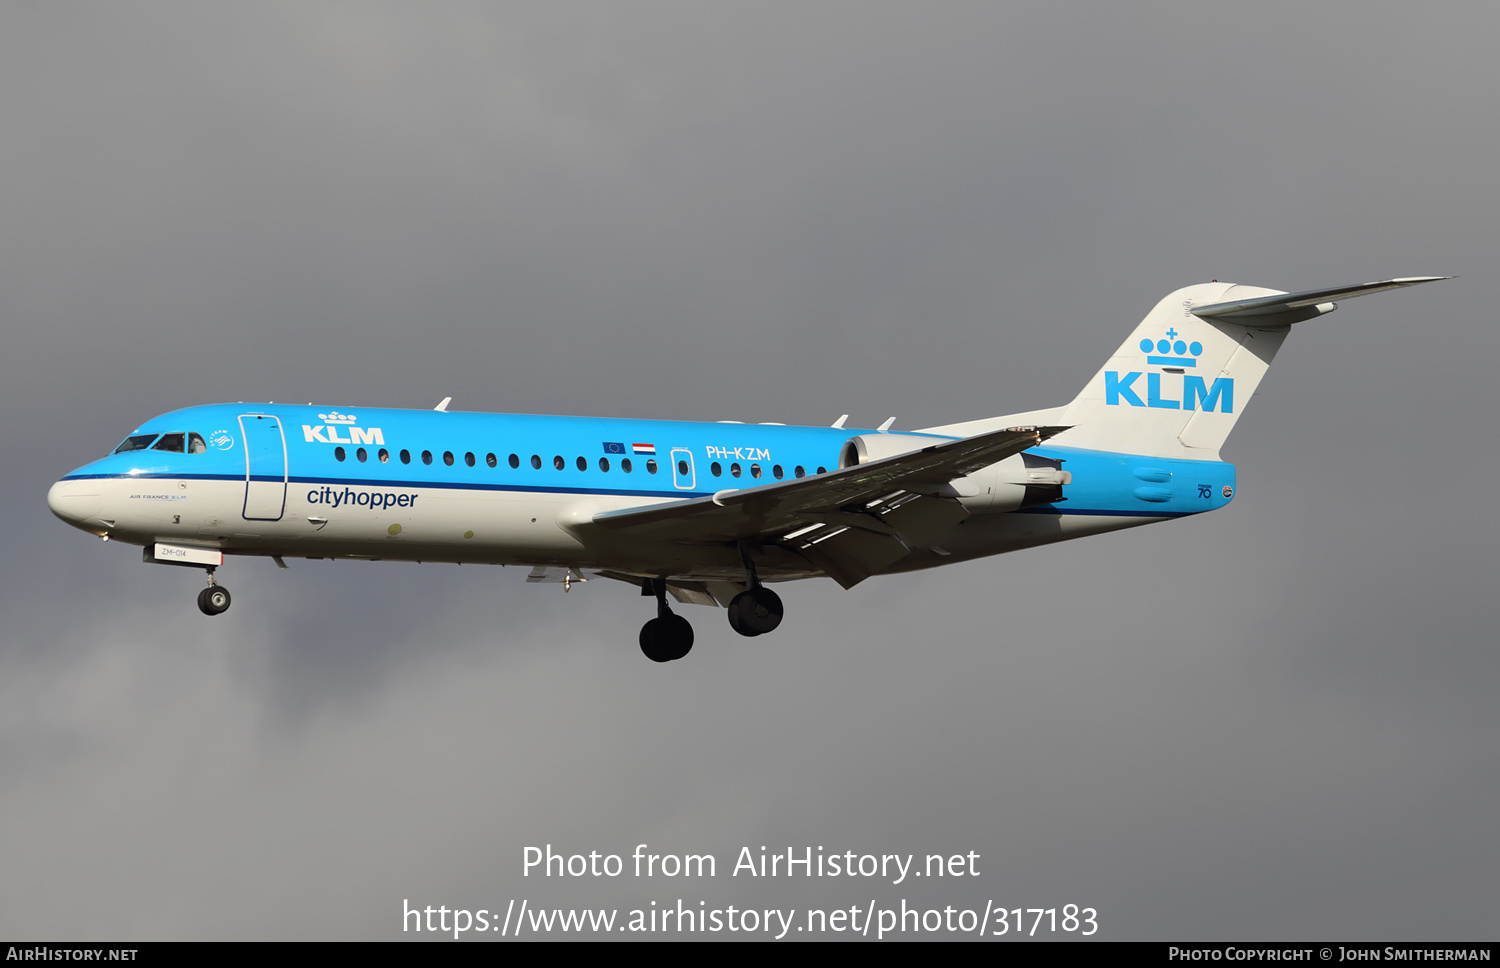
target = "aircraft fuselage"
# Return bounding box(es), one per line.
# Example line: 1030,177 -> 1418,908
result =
48,402 -> 1232,582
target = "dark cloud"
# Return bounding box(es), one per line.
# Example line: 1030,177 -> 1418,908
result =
4,2 -> 1496,939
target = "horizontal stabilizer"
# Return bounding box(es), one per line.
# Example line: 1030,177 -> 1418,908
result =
1191,276 -> 1452,323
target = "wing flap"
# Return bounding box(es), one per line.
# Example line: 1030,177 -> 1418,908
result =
799,529 -> 910,589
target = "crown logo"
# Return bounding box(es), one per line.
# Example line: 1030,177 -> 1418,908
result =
1139,329 -> 1202,368
318,411 -> 357,424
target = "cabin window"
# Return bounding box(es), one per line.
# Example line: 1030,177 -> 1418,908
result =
773,464 -> 783,479
379,448 -> 390,463
530,454 -> 541,469
113,434 -> 158,453
465,452 -> 476,467
356,447 -> 368,462
422,450 -> 433,465
599,457 -> 610,472
621,458 -> 633,473
711,462 -> 722,477
400,450 -> 411,464
188,433 -> 207,454
817,466 -> 827,474
576,456 -> 587,471
729,463 -> 741,478
487,453 -> 497,468
795,466 -> 805,478
646,459 -> 658,474
443,451 -> 455,466
678,459 -> 689,477
152,433 -> 185,453
509,453 -> 519,469
335,447 -> 346,461
553,455 -> 565,470
750,464 -> 762,479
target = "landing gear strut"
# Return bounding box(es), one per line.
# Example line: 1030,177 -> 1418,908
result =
639,578 -> 693,662
197,570 -> 231,616
727,544 -> 783,637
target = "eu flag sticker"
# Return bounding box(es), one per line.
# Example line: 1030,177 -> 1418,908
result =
602,442 -> 626,454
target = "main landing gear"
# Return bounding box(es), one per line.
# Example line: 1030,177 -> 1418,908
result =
726,546 -> 783,638
727,586 -> 783,637
196,570 -> 231,616
638,550 -> 790,661
639,578 -> 693,662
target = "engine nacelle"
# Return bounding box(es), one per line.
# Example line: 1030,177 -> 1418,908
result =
951,452 -> 1071,512
838,433 -> 945,469
839,434 -> 1070,513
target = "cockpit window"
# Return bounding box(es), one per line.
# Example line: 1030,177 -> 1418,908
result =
151,433 -> 186,453
188,433 -> 207,454
114,434 -> 159,454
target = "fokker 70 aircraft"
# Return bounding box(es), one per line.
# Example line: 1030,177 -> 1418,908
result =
49,277 -> 1446,660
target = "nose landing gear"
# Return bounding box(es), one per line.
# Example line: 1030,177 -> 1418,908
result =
196,571 -> 231,616
639,578 -> 693,662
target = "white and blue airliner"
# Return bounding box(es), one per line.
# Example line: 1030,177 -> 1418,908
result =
48,277 -> 1446,661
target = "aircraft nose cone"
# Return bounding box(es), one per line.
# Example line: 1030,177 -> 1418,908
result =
47,479 -> 103,528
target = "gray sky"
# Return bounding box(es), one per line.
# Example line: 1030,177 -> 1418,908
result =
3,2 -> 1496,940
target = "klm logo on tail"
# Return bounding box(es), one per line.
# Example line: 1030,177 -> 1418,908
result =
1105,330 -> 1233,413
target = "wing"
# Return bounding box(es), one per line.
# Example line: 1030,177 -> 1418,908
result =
584,426 -> 1066,587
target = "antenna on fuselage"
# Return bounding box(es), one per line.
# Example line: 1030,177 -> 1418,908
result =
831,414 -> 849,429
877,417 -> 896,432
434,397 -> 452,412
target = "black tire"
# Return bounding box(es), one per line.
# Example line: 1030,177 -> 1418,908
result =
201,585 -> 231,616
639,617 -> 673,662
660,614 -> 693,660
727,593 -> 761,637
639,614 -> 694,662
729,587 -> 782,636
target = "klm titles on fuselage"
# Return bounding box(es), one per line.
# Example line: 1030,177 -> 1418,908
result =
302,411 -> 385,446
1105,335 -> 1233,413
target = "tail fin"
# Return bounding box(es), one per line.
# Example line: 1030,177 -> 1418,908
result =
1055,277 -> 1450,459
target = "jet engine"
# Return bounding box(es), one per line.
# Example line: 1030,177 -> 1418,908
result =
838,434 -> 1070,512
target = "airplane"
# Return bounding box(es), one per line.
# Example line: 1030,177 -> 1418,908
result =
48,276 -> 1448,661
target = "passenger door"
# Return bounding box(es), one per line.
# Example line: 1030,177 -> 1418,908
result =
240,414 -> 287,521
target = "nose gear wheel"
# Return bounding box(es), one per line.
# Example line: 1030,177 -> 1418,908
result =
197,585 -> 231,616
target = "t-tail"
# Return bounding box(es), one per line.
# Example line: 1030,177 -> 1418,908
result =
1052,277 -> 1451,459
